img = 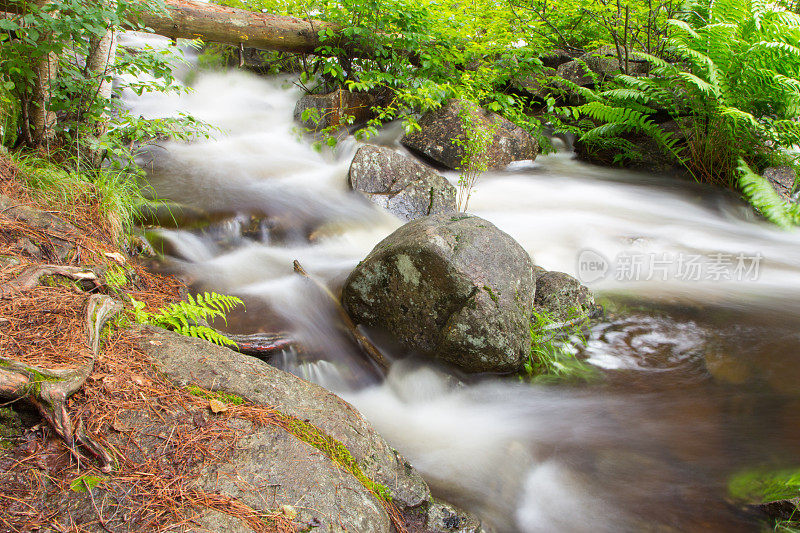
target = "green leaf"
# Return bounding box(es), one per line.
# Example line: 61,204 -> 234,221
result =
70,475 -> 105,493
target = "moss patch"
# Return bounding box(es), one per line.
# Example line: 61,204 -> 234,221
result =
279,414 -> 393,502
185,385 -> 245,406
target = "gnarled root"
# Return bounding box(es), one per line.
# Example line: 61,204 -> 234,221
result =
0,294 -> 121,471
0,264 -> 99,298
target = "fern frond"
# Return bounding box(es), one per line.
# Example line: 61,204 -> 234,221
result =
736,158 -> 795,228
135,291 -> 244,347
677,71 -> 719,96
668,19 -> 700,39
599,88 -> 654,104
752,41 -> 800,58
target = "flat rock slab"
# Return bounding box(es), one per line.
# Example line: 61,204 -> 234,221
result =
137,325 -> 430,511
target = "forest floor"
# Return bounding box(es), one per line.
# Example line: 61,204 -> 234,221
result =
0,154 -> 297,532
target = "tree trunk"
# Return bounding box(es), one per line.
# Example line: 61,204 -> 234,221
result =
137,0 -> 337,54
86,22 -> 119,130
30,0 -> 58,147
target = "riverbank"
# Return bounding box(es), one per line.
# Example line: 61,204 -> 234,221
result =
0,153 -> 488,532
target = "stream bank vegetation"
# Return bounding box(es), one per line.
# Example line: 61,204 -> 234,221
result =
524,308 -> 596,382
212,0 -> 800,227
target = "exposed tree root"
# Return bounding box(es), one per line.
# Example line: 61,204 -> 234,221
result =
0,293 -> 121,472
0,263 -> 99,297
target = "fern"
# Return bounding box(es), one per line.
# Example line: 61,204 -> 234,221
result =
570,0 -> 800,226
131,292 -> 244,347
736,159 -> 797,228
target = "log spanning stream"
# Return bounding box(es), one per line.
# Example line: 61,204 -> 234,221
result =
125,34 -> 800,532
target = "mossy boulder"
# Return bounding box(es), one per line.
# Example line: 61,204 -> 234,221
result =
400,99 -> 538,170
349,145 -> 457,221
342,213 -> 535,373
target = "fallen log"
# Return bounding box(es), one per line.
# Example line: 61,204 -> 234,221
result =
135,0 -> 338,54
293,260 -> 390,372
0,0 -> 337,54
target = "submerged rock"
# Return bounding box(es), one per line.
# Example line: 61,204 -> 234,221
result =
534,270 -> 598,321
349,145 -> 457,221
342,213 -> 535,373
400,99 -> 538,170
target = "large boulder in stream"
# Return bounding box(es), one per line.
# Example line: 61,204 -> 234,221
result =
400,99 -> 538,170
349,144 -> 457,221
342,213 -> 535,373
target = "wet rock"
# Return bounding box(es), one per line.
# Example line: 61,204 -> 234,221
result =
763,166 -> 797,203
425,499 -> 486,532
534,270 -> 598,321
342,213 -> 535,373
294,88 -> 384,132
400,99 -> 538,170
137,326 -> 431,511
349,145 -> 457,221
752,498 -> 800,522
0,194 -> 80,262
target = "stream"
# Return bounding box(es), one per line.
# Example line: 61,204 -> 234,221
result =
122,34 -> 800,532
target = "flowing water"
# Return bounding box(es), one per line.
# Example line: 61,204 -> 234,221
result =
122,34 -> 800,532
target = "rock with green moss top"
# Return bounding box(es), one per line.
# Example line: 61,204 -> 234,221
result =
342,213 -> 535,373
533,270 -> 598,321
349,145 -> 457,221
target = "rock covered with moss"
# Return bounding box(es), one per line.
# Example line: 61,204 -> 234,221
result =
342,213 -> 535,373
